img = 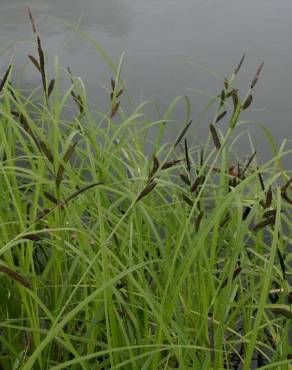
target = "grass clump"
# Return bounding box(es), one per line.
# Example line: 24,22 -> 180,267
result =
0,11 -> 291,370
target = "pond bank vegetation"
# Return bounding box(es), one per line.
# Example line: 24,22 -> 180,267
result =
0,9 -> 291,370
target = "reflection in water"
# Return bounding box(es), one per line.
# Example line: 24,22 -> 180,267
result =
0,0 -> 291,163
0,0 -> 134,38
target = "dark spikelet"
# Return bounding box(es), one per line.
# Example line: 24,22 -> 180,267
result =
229,163 -> 241,179
224,79 -> 229,90
7,82 -> 18,101
242,94 -> 253,110
27,7 -> 37,34
251,77 -> 259,90
197,201 -> 202,212
0,265 -> 32,290
251,62 -> 264,89
28,55 -> 41,73
277,249 -> 286,280
265,186 -> 273,208
271,308 -> 292,319
148,155 -> 160,179
66,66 -> 74,84
233,266 -> 242,279
152,155 -> 159,173
184,139 -> 191,173
48,79 -> 55,98
174,120 -> 192,148
287,292 -> 292,304
242,206 -> 252,220
37,36 -> 46,93
182,194 -> 193,207
215,110 -> 227,124
62,143 -> 77,164
281,178 -> 292,204
242,151 -> 256,176
18,114 -> 40,150
231,89 -> 239,109
56,142 -> 77,187
229,177 -> 238,188
200,149 -> 204,167
73,94 -> 84,115
222,267 -> 242,288
36,207 -> 51,221
226,88 -> 236,98
210,124 -> 221,150
71,91 -> 83,113
195,211 -> 204,231
225,91 -> 231,98
39,140 -> 54,163
26,203 -> 31,223
253,216 -> 275,231
116,89 -> 123,98
65,182 -> 102,204
67,68 -> 84,114
110,101 -> 120,118
23,233 -> 42,242
37,183 -> 103,220
44,191 -> 58,204
258,172 -> 265,191
71,89 -> 77,100
0,65 -> 12,93
191,177 -> 202,193
234,54 -> 246,75
263,209 -> 276,219
168,356 -> 179,368
200,175 -> 206,184
111,78 -> 116,91
136,181 -> 157,203
219,89 -> 225,107
180,174 -> 191,186
2,151 -> 7,162
282,192 -> 292,205
37,37 -> 44,71
161,159 -> 181,170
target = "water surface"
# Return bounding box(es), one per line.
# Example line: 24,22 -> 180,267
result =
1,0 -> 291,163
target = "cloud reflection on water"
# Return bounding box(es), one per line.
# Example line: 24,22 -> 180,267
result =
0,0 -> 134,39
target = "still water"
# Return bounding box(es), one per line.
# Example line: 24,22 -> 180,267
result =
0,0 -> 291,163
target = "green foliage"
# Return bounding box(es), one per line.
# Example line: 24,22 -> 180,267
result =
0,26 -> 291,370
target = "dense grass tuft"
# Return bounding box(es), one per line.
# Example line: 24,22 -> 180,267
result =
0,15 -> 291,370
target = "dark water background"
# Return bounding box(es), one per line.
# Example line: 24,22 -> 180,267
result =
0,0 -> 291,164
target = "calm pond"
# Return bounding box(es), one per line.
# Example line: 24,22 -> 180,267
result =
0,0 -> 291,163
